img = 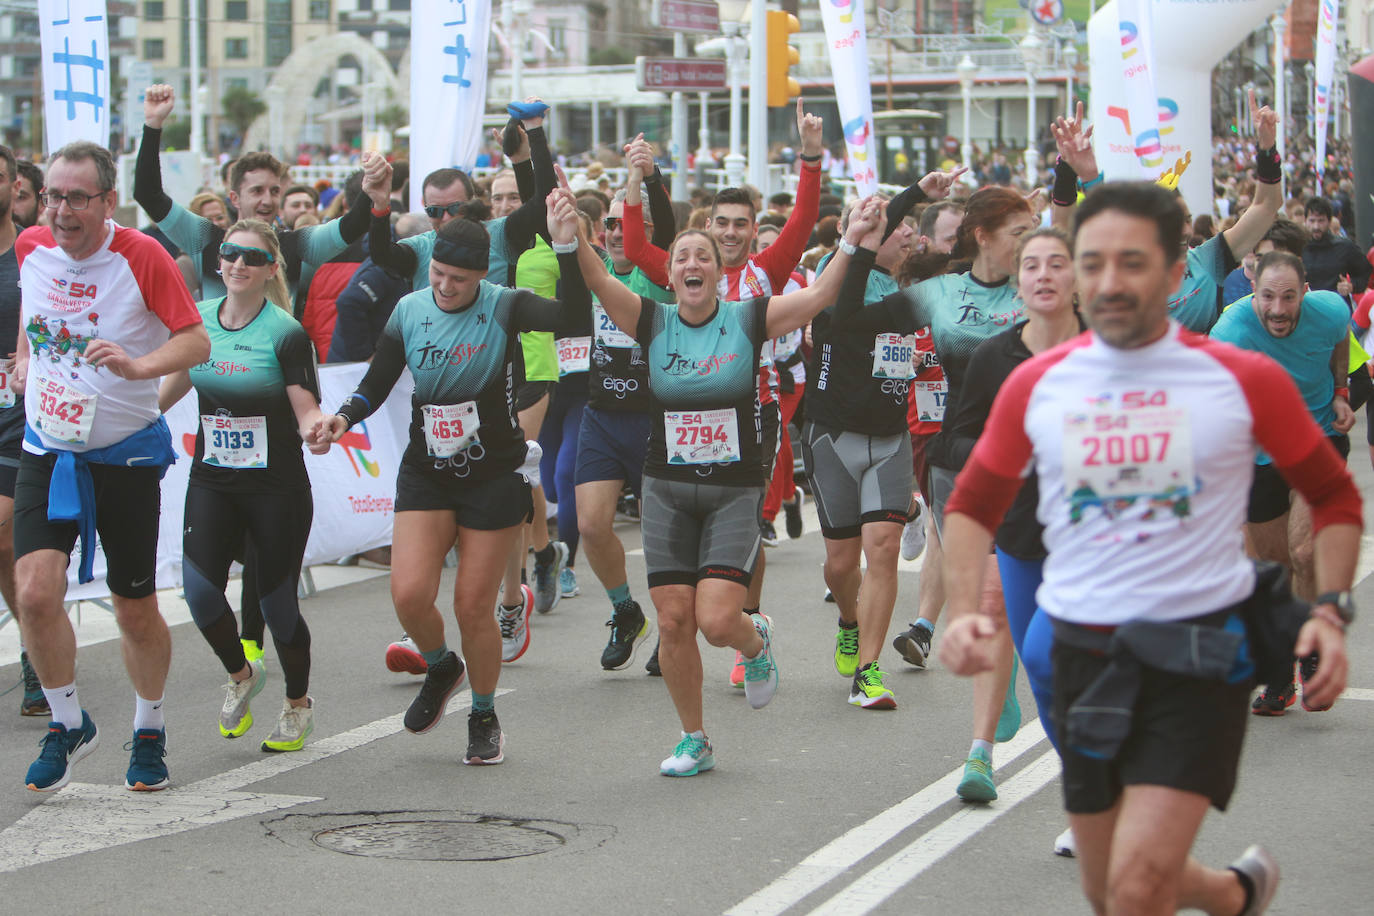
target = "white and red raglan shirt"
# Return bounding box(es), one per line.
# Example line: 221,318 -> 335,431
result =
946,321 -> 1362,625
17,221 -> 201,452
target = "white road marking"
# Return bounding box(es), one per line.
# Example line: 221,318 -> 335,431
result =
1338,687 -> 1374,702
808,750 -> 1063,916
0,688 -> 510,873
726,721 -> 1048,916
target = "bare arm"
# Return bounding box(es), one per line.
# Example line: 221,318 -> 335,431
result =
84,323 -> 211,381
287,384 -> 330,455
157,369 -> 192,414
764,198 -> 883,337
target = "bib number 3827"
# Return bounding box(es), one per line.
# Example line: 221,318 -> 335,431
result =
201,415 -> 268,468
35,378 -> 97,445
423,401 -> 480,458
665,407 -> 740,465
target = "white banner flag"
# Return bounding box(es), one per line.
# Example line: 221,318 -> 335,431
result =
38,0 -> 111,153
1314,0 -> 1340,167
410,0 -> 493,212
1114,0 -> 1162,178
819,0 -> 879,195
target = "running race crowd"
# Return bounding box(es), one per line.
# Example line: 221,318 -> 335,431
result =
2,82 -> 1365,915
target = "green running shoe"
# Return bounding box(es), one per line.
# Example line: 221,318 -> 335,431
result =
848,663 -> 896,709
957,747 -> 997,803
834,624 -> 859,677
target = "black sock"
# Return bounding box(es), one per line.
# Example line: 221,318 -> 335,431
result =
838,618 -> 858,630
534,544 -> 555,565
743,606 -> 760,616
1228,867 -> 1255,916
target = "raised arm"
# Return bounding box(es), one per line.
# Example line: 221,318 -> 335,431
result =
1049,102 -> 1099,231
642,164 -> 677,248
364,151 -> 419,280
1221,92 -> 1281,259
764,198 -> 883,337
565,195 -> 642,336
511,189 -> 591,335
134,84 -> 177,221
756,98 -> 825,287
622,138 -> 671,287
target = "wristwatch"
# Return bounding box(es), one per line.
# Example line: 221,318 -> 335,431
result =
1314,590 -> 1356,627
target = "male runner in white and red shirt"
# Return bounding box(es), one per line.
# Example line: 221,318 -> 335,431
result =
14,141 -> 208,794
939,182 -> 1359,916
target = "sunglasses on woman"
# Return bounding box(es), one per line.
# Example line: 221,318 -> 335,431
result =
219,242 -> 276,267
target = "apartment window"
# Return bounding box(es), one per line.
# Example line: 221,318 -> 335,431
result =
547,19 -> 566,54
226,1 -> 247,20
143,38 -> 165,60
309,0 -> 331,19
144,1 -> 165,20
225,37 -> 248,59
267,0 -> 293,66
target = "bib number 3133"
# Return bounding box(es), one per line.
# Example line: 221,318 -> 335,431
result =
665,408 -> 741,465
423,401 -> 480,458
201,415 -> 268,468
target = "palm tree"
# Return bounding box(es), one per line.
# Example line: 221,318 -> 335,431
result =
222,86 -> 267,148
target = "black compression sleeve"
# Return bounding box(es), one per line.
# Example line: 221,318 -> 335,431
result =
134,126 -> 174,222
645,170 -> 677,248
369,211 -> 415,279
337,192 -> 373,244
337,330 -> 406,427
1051,158 -> 1078,207
513,158 -> 535,202
834,247 -> 877,322
883,183 -> 930,242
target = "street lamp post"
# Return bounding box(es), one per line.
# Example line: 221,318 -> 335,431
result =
1019,27 -> 1046,182
1306,61 -> 1316,142
697,91 -> 711,184
504,0 -> 532,105
957,55 -> 977,170
1063,43 -> 1079,116
718,0 -> 748,188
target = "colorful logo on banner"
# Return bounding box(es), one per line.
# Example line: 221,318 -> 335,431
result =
1119,20 -> 1139,59
1106,97 -> 1177,172
829,0 -> 855,25
338,420 -> 382,478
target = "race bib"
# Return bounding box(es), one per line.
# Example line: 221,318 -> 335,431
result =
1063,403 -> 1195,504
201,415 -> 268,469
422,401 -> 480,458
913,380 -> 948,422
771,330 -> 801,363
872,333 -> 917,380
0,365 -> 15,409
593,303 -> 636,349
556,336 -> 591,375
34,377 -> 96,445
664,407 -> 741,465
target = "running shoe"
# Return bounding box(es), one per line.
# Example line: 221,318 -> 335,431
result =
404,651 -> 467,734
901,498 -> 927,561
533,541 -> 569,614
262,698 -> 314,752
743,615 -> 779,709
1298,652 -> 1331,711
645,640 -> 661,676
1251,680 -> 1297,716
218,658 -> 266,738
729,651 -> 746,688
893,622 -> 933,668
823,587 -> 836,604
464,710 -> 505,765
956,747 -> 996,803
1229,845 -> 1280,916
660,732 -> 714,776
834,624 -> 860,677
385,635 -> 427,675
849,663 -> 897,709
1054,826 -> 1077,858
125,728 -> 170,791
560,566 -> 580,598
19,650 -> 49,717
783,486 -> 805,539
601,599 -> 651,671
996,655 -> 1022,742
760,520 -> 780,548
25,711 -> 98,792
240,637 -> 265,666
498,585 -> 534,663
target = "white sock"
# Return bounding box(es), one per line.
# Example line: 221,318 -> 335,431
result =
134,694 -> 165,731
970,739 -> 993,762
42,682 -> 82,729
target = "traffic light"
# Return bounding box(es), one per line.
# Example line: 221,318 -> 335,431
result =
766,10 -> 801,108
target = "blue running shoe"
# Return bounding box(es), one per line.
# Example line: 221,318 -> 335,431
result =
996,655 -> 1022,742
26,711 -> 99,792
125,728 -> 170,791
19,651 -> 49,717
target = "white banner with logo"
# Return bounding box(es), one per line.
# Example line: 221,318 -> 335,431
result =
39,362 -> 413,605
1089,0 -> 1285,215
409,0 -> 492,212
819,0 -> 879,196
1113,0 -> 1161,179
38,0 -> 111,152
1314,0 -> 1340,167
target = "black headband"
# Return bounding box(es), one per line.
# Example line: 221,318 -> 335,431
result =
432,237 -> 489,271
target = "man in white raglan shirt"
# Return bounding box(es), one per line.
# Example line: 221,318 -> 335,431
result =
13,141 -> 209,793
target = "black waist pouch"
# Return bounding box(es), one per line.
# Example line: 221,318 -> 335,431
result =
1239,561 -> 1310,686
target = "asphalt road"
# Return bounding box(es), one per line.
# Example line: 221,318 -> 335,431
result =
2,446 -> 1373,914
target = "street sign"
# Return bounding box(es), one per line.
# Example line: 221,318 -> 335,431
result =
635,57 -> 727,92
653,0 -> 720,34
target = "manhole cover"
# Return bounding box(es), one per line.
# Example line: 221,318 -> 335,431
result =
314,817 -> 565,861
265,811 -> 613,862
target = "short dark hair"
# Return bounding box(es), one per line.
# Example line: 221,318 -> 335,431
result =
918,200 -> 963,238
283,183 -> 319,207
343,169 -> 364,204
51,140 -> 117,192
230,152 -> 285,193
1260,218 -> 1309,257
16,159 -> 42,192
1305,196 -> 1333,220
711,187 -> 756,219
757,212 -> 786,230
1074,181 -> 1186,265
768,192 -> 793,207
0,144 -> 15,185
1254,250 -> 1306,287
421,167 -> 476,201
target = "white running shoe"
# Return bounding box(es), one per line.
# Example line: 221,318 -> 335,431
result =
742,614 -> 779,709
1054,825 -> 1077,858
498,584 -> 534,662
901,496 -> 927,561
